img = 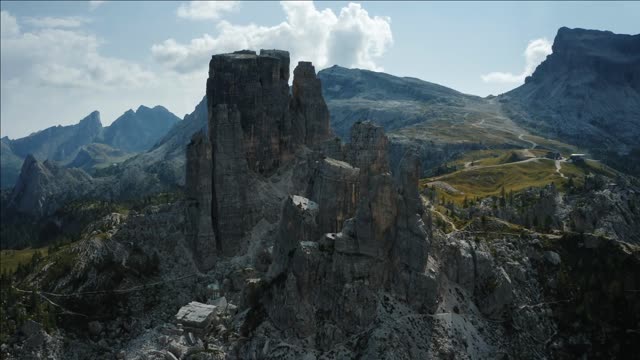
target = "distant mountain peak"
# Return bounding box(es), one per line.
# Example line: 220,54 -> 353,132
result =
78,110 -> 102,128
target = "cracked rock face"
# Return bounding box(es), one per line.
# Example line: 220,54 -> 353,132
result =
201,50 -> 333,257
234,121 -> 436,357
185,131 -> 217,270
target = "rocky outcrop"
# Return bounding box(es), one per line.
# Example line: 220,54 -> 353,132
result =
291,62 -> 332,146
185,131 -> 216,270
205,50 -> 332,257
306,157 -> 359,234
9,155 -> 94,217
268,195 -> 319,278
235,121 -> 436,357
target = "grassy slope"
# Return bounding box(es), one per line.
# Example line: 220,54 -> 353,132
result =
0,247 -> 48,274
422,157 -> 618,204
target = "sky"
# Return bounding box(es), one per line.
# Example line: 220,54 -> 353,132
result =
1,1 -> 639,139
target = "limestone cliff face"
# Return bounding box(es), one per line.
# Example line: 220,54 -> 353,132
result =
196,49 -> 332,257
291,62 -> 332,146
185,131 -> 216,270
242,121 -> 434,356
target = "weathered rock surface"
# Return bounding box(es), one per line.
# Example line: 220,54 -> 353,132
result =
234,121 -> 437,357
185,131 -> 217,270
204,50 -> 332,257
175,302 -> 217,330
9,155 -> 94,216
306,157 -> 359,234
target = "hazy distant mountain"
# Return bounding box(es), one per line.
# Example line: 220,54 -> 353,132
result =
1,106 -> 180,188
0,137 -> 24,188
503,27 -> 640,174
9,111 -> 103,163
101,105 -> 181,153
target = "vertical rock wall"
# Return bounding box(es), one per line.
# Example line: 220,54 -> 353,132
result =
202,49 -> 332,257
185,131 -> 216,270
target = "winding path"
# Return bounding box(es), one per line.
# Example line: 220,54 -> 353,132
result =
432,209 -> 458,232
555,160 -> 567,179
518,133 -> 538,150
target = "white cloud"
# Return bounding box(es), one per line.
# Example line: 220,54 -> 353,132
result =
153,1 -> 392,75
23,16 -> 91,28
89,1 -> 106,10
177,1 -> 240,20
1,22 -> 153,89
481,38 -> 552,84
1,10 -> 161,138
1,11 -> 20,37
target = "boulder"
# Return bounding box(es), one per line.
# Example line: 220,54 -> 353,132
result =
175,302 -> 217,330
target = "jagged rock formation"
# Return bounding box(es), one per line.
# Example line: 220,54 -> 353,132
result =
306,157 -> 359,234
236,121 -> 437,358
204,50 -> 332,257
9,155 -> 94,217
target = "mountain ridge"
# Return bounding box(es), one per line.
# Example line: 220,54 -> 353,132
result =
1,106 -> 180,188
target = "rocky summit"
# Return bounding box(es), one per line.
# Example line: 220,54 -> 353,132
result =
1,43 -> 639,360
200,50 -> 333,258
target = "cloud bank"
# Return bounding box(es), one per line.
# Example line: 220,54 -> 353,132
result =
1,11 -> 153,89
481,38 -> 552,84
152,1 -> 393,75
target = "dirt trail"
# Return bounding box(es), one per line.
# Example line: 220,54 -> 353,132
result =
555,160 -> 567,179
432,209 -> 458,232
518,133 -> 538,149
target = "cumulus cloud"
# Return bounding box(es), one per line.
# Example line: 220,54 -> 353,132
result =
481,38 -> 552,84
1,11 -> 153,90
23,16 -> 91,28
152,1 -> 392,75
177,1 -> 240,20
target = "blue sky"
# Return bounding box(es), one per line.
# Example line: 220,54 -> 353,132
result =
1,1 -> 639,139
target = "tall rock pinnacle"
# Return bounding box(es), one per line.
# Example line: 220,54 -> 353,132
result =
193,49 -> 332,257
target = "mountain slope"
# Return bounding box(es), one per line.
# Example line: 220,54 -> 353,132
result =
318,65 -> 474,138
503,27 -> 640,174
8,155 -> 94,217
101,105 -> 180,152
0,137 -> 23,189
